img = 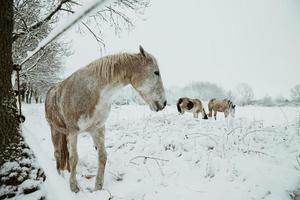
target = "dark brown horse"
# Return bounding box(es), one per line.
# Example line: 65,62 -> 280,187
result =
177,97 -> 208,119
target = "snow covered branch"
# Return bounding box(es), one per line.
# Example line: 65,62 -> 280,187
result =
13,0 -> 74,41
21,51 -> 46,74
19,0 -> 112,67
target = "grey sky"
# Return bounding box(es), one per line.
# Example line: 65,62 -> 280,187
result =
64,0 -> 300,98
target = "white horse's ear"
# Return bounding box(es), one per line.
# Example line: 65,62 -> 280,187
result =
139,45 -> 146,57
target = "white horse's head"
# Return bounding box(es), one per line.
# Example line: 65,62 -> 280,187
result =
130,46 -> 167,112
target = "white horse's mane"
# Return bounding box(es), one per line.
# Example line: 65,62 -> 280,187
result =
87,53 -> 147,83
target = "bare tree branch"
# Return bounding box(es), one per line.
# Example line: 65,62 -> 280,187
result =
105,6 -> 133,27
59,8 -> 75,14
77,0 -> 149,46
81,21 -> 105,48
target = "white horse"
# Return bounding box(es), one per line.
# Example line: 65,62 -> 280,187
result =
45,46 -> 167,192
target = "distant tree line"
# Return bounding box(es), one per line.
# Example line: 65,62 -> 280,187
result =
112,82 -> 300,107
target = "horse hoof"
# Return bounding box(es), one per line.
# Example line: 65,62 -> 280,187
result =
94,184 -> 103,191
70,183 -> 80,193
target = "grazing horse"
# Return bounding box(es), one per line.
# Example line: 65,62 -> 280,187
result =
177,97 -> 208,119
208,98 -> 236,120
45,46 -> 167,192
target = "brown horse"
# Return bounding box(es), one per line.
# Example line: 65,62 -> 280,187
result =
45,46 -> 166,192
208,98 -> 235,120
177,97 -> 208,119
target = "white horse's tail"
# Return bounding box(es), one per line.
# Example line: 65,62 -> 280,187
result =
59,133 -> 70,172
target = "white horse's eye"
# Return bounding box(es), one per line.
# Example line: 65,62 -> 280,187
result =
154,71 -> 160,76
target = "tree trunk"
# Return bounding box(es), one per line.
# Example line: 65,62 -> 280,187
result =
0,1 -> 45,199
0,0 -> 21,164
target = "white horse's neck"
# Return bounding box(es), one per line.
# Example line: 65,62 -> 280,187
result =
91,53 -> 143,104
99,82 -> 126,104
99,68 -> 131,103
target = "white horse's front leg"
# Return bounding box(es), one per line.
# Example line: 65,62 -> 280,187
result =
68,134 -> 79,192
214,111 -> 217,120
91,127 -> 107,191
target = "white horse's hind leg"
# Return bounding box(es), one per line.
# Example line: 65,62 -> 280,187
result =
68,134 -> 79,193
50,126 -> 61,173
91,127 -> 107,191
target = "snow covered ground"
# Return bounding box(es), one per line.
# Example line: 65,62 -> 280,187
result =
21,104 -> 300,200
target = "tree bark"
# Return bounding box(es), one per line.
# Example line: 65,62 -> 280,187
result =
0,1 -> 45,199
0,0 -> 22,165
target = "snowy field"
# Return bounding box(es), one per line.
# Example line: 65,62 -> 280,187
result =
21,104 -> 300,200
